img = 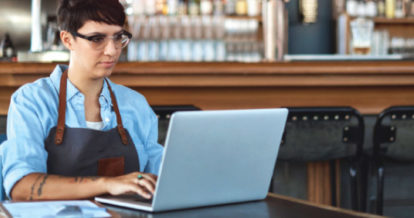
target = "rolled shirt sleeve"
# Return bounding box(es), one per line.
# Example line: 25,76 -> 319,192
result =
2,87 -> 50,198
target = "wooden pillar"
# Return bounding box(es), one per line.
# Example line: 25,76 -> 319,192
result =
307,161 -> 332,205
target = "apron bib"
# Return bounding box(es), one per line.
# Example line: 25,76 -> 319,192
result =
44,71 -> 139,177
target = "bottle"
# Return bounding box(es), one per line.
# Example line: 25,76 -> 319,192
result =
377,0 -> 386,16
225,0 -> 236,15
0,33 -> 16,58
235,0 -> 247,15
366,0 -> 378,17
132,0 -> 145,15
334,0 -> 346,16
346,0 -> 358,16
177,0 -> 187,15
213,0 -> 224,15
356,0 -> 366,17
403,0 -> 411,16
167,0 -> 179,15
145,0 -> 157,15
410,1 -> 414,17
155,0 -> 165,15
188,0 -> 200,15
385,0 -> 396,18
247,0 -> 260,17
200,0 -> 214,15
394,0 -> 405,17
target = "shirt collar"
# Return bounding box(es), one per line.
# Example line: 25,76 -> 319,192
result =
50,64 -> 112,104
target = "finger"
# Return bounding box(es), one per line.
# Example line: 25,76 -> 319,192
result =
141,173 -> 157,185
138,179 -> 156,194
132,185 -> 152,199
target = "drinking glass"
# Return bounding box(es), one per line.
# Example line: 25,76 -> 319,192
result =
350,18 -> 374,55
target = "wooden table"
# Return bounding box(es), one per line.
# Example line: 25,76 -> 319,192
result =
103,193 -> 383,218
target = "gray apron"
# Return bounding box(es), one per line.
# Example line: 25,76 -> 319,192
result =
44,71 -> 140,177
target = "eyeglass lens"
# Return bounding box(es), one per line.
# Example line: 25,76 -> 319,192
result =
82,32 -> 131,50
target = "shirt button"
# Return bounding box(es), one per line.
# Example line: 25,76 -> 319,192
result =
105,118 -> 110,122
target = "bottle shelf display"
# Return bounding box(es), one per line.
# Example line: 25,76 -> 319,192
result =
0,33 -> 17,62
121,0 -> 263,62
336,0 -> 414,56
343,0 -> 414,18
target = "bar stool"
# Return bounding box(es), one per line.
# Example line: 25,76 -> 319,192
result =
271,107 -> 366,211
371,106 -> 414,216
151,105 -> 200,145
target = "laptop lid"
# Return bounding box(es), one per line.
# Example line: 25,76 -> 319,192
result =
95,108 -> 287,212
153,108 -> 287,211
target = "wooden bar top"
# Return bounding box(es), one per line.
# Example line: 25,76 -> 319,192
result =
0,61 -> 414,115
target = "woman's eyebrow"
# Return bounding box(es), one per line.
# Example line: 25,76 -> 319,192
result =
80,30 -> 124,36
80,32 -> 106,36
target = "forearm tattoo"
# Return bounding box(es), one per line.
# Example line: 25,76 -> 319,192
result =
29,175 -> 99,199
37,175 -> 49,197
73,176 -> 99,183
29,174 -> 43,200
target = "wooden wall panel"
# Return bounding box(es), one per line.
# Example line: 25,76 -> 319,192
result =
1,61 -> 414,115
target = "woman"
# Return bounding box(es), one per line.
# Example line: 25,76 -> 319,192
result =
1,0 -> 163,200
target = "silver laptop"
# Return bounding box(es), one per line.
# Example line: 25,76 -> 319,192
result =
95,108 -> 288,212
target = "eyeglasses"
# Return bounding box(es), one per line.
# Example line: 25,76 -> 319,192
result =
71,30 -> 132,50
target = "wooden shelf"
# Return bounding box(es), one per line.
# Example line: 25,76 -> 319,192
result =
373,17 -> 414,24
339,14 -> 414,54
128,14 -> 261,21
226,15 -> 262,21
349,16 -> 414,24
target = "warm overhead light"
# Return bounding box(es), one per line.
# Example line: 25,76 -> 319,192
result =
299,0 -> 318,24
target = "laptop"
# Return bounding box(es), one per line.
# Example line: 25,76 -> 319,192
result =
95,108 -> 288,212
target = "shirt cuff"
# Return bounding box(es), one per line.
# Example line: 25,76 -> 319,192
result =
4,168 -> 41,199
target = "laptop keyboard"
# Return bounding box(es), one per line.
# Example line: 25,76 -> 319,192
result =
119,194 -> 153,204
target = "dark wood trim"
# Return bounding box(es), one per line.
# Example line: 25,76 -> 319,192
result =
2,61 -> 414,75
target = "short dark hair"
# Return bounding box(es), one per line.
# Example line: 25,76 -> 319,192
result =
57,0 -> 126,33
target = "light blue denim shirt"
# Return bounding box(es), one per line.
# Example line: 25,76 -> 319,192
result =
1,65 -> 164,198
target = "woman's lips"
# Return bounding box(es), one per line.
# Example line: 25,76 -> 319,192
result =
100,61 -> 115,68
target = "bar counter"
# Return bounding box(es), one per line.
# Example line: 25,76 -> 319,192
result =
0,61 -> 413,115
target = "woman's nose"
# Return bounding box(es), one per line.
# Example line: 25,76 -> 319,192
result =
103,39 -> 117,56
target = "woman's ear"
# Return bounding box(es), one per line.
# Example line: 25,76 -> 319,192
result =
60,31 -> 74,50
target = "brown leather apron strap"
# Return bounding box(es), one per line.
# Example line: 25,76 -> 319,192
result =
105,79 -> 128,145
55,71 -> 128,145
55,70 -> 68,145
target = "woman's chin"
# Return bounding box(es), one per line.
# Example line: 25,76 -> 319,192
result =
92,69 -> 113,79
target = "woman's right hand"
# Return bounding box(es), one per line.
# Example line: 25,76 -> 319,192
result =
102,172 -> 158,199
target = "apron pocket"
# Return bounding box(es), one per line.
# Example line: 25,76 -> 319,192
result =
98,156 -> 125,176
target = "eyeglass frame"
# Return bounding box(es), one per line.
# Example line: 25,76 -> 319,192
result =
70,30 -> 132,49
